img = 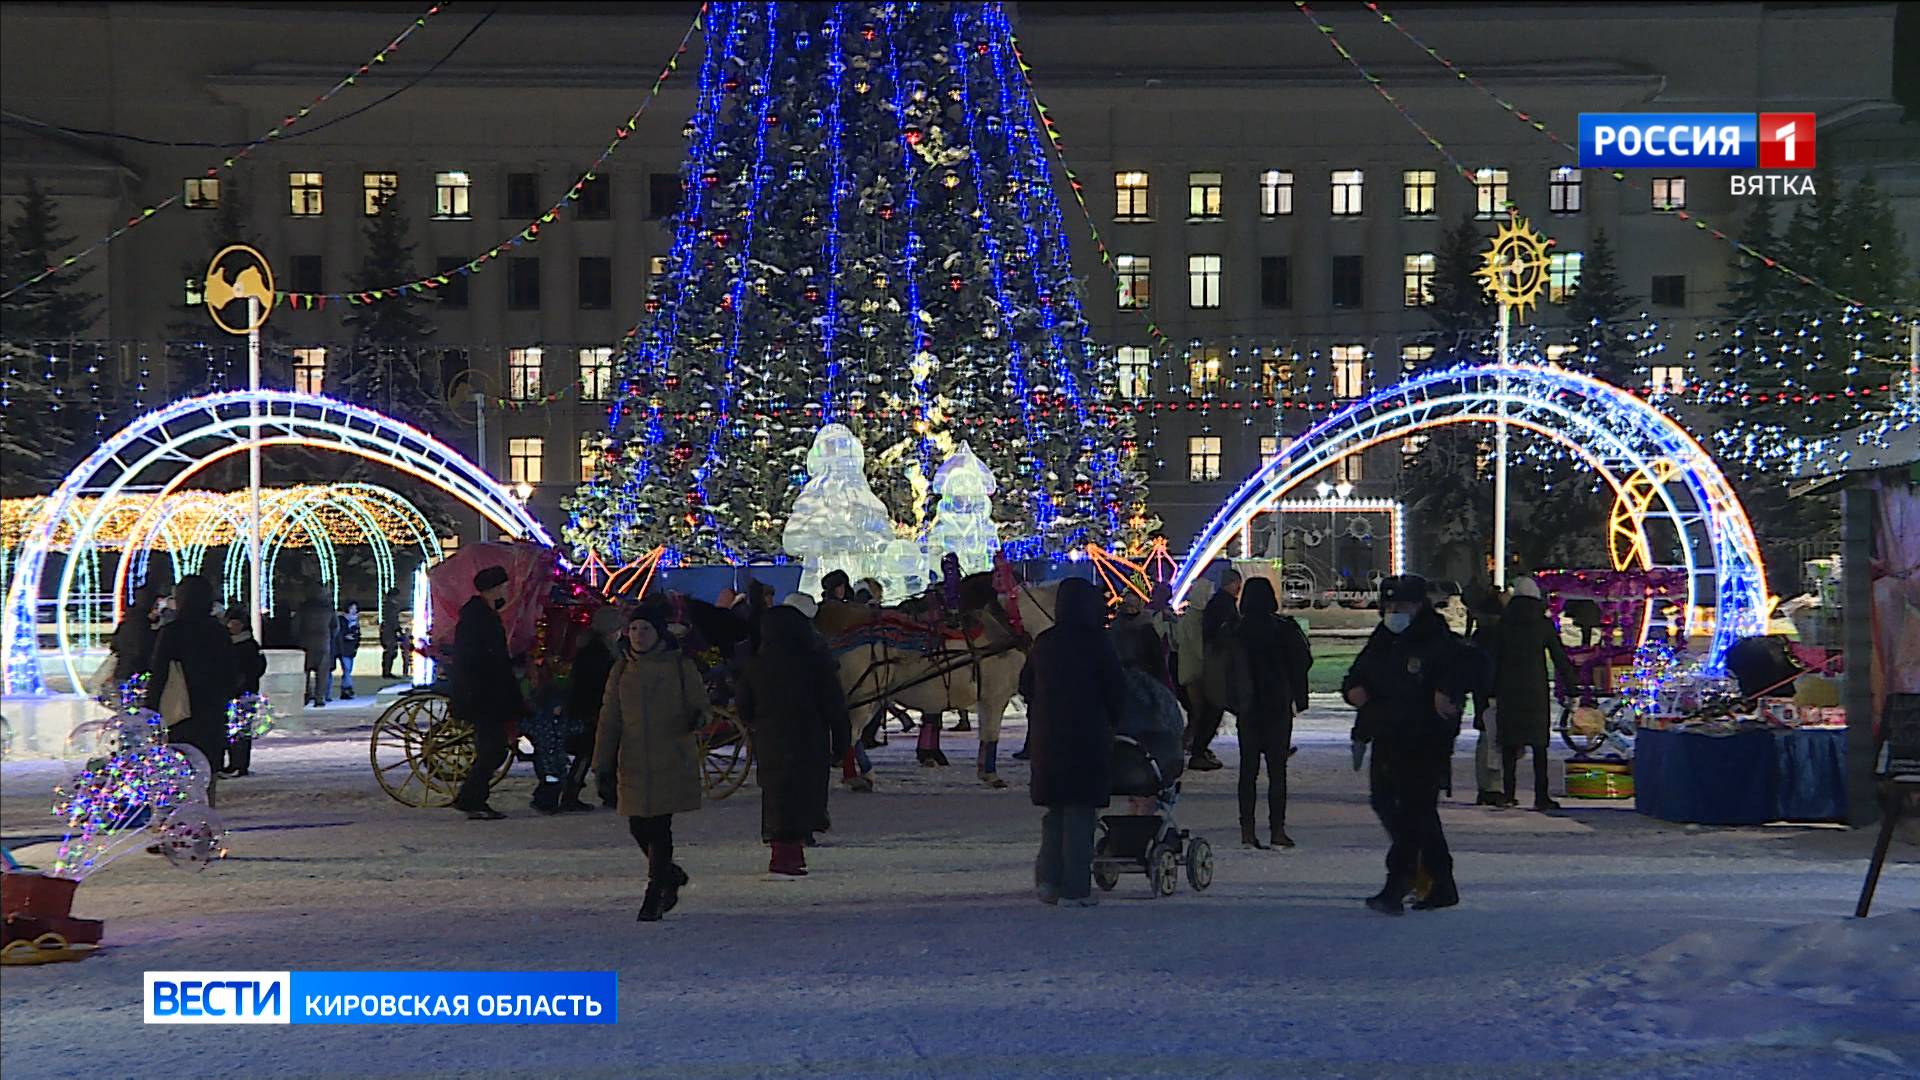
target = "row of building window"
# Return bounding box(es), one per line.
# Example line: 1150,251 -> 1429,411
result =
1111,169 -> 1686,222
190,254 -> 672,309
1114,253 -> 1687,313
181,171 -> 686,221
285,345 -> 620,405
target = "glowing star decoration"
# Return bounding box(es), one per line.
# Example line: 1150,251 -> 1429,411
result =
781,424 -> 911,599
1477,215 -> 1553,319
226,693 -> 275,743
923,442 -> 1000,576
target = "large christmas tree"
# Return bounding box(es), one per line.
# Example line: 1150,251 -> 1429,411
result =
564,2 -> 1150,564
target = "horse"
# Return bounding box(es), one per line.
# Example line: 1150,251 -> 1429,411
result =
829,578 -> 1062,788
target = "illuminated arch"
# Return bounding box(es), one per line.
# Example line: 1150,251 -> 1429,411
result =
4,391 -> 551,694
1170,365 -> 1766,664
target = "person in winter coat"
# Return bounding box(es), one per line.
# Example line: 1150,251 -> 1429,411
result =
1113,627 -> 1186,804
558,605 -> 626,812
222,610 -> 268,777
450,567 -> 525,820
331,601 -> 362,700
1489,576 -> 1576,812
1343,574 -> 1473,915
1110,595 -> 1174,692
146,575 -> 237,806
109,584 -> 164,688
1018,577 -> 1128,907
1171,576 -> 1214,728
1191,568 -> 1244,771
1467,589 -> 1508,806
294,593 -> 334,708
1228,577 -> 1313,849
819,569 -> 852,605
379,592 -> 404,679
738,606 -> 851,876
595,610 -> 708,921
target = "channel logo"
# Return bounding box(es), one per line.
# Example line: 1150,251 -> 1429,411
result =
1579,113 -> 1814,169
145,971 -> 618,1025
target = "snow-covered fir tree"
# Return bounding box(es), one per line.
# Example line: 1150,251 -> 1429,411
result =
564,2 -> 1152,564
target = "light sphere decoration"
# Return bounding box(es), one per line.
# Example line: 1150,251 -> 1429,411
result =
226,693 -> 275,743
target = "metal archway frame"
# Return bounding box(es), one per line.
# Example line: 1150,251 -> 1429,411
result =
1170,365 -> 1766,664
4,392 -> 552,695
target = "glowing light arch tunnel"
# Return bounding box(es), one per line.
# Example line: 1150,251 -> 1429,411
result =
4,391 -> 553,695
1169,365 -> 1767,664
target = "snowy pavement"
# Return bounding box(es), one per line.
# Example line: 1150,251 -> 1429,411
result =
3,701 -> 1915,1079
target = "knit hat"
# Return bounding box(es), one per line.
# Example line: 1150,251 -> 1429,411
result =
1512,576 -> 1542,600
474,566 -> 509,591
781,592 -> 819,619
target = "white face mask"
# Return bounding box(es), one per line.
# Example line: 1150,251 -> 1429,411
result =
1383,612 -> 1413,635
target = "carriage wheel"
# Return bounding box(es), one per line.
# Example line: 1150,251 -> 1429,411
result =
1185,837 -> 1215,892
1149,843 -> 1180,897
698,705 -> 753,801
370,694 -> 448,807
1092,835 -> 1120,892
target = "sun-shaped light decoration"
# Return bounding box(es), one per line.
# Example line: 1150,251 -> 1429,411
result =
1476,215 -> 1554,318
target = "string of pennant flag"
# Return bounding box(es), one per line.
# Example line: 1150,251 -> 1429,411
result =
0,3 -> 449,301
1327,0 -> 1912,324
279,4 -> 707,310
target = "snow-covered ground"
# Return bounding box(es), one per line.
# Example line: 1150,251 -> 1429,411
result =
3,699 -> 1915,1079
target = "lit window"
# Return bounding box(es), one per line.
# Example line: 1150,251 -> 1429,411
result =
1115,171 -> 1150,221
1259,170 -> 1294,217
290,172 -> 324,217
292,348 -> 326,395
1548,251 -> 1583,303
508,437 -> 545,486
1474,168 -> 1509,219
1332,344 -> 1367,399
579,432 -> 608,482
1188,346 -> 1223,393
1649,365 -> 1689,394
1545,344 -> 1580,364
1258,360 -> 1291,397
363,172 -> 399,216
1652,177 -> 1685,212
1116,254 -> 1151,310
1402,433 -> 1428,460
1260,436 -> 1298,466
1402,170 -> 1436,218
1549,167 -> 1582,214
579,348 -> 614,401
1337,453 -> 1365,484
441,535 -> 461,556
184,278 -> 204,306
1116,346 -> 1153,399
1187,436 -> 1223,483
648,256 -> 669,279
1331,169 -> 1364,216
434,171 -> 471,219
184,177 -> 220,210
1187,172 -> 1223,219
1403,252 -> 1436,307
1188,254 -> 1223,309
508,347 -> 544,401
1400,344 -> 1435,372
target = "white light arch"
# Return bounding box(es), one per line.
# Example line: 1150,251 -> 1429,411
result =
1171,365 -> 1767,664
4,391 -> 552,694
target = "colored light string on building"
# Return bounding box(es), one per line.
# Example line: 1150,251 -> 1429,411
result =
278,4 -> 705,309
1,3 -> 449,301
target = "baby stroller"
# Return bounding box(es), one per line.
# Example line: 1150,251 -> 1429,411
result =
1092,735 -> 1214,897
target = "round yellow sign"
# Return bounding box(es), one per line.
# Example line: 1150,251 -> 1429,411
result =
203,244 -> 276,335
1476,216 -> 1553,318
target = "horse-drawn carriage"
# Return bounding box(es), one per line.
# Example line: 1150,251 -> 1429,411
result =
368,543 -> 755,807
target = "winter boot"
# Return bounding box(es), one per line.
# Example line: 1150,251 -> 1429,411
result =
1411,882 -> 1460,911
530,778 -> 563,814
1240,823 -> 1267,850
769,841 -> 808,877
559,756 -> 596,812
1012,744 -> 1031,761
1270,826 -> 1296,849
661,866 -> 688,913
1365,890 -> 1406,916
953,711 -> 971,733
638,883 -> 665,922
1534,797 -> 1564,813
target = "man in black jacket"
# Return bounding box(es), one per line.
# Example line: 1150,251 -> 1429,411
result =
451,566 -> 525,820
1019,578 -> 1127,907
1343,575 -> 1472,915
1189,567 -> 1242,771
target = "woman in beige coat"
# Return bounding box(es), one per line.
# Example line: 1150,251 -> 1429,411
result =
595,610 -> 708,922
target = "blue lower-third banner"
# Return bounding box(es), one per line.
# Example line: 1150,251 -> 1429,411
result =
144,971 -> 618,1024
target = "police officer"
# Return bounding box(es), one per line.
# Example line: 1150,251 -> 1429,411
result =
1342,575 -> 1472,915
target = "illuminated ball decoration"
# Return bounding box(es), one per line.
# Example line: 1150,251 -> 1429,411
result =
226,693 -> 275,743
